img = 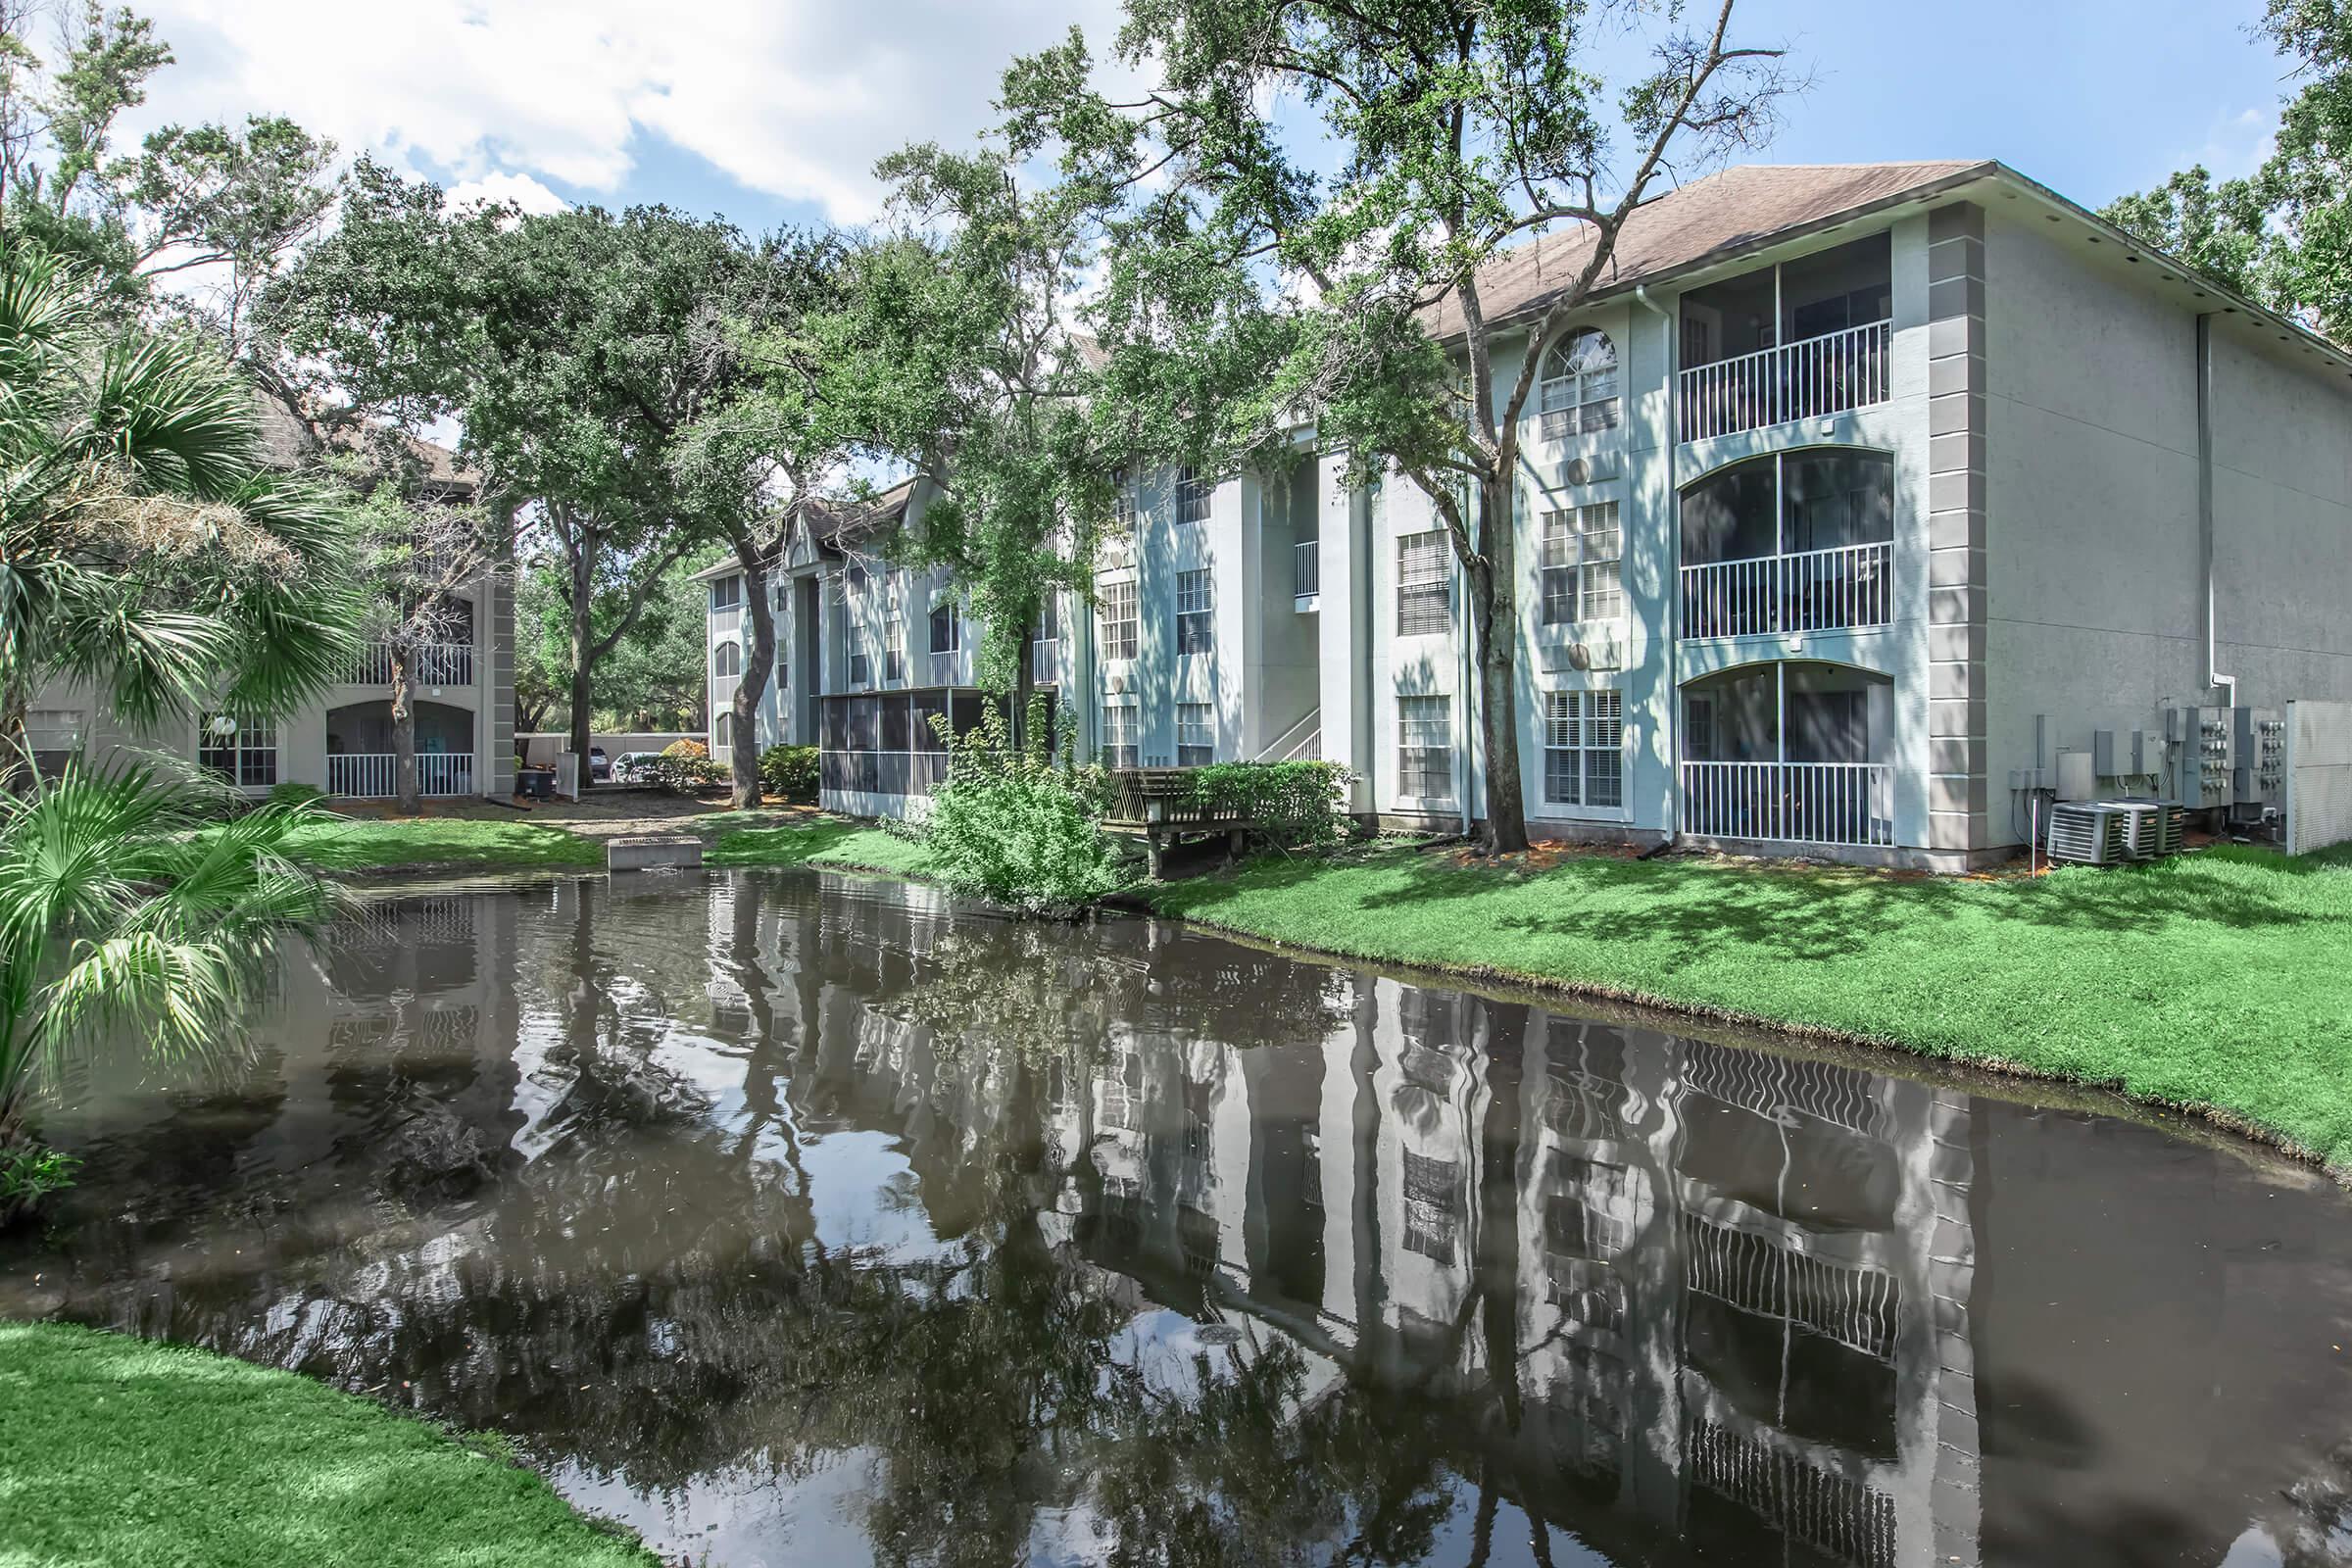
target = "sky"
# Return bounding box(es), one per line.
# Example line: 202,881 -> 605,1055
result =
106,0 -> 2297,237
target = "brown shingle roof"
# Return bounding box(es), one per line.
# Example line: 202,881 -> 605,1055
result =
1427,161 -> 1993,339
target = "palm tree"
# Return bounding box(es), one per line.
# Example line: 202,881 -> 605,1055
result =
0,232 -> 362,1218
0,760 -> 340,1219
0,232 -> 361,776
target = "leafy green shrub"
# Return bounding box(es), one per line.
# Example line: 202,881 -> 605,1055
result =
919,697 -> 1122,917
266,781 -> 328,810
759,744 -> 819,800
644,755 -> 726,793
0,1139 -> 77,1228
1183,760 -> 1354,849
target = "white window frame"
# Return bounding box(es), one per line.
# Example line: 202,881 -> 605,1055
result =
1099,578 -> 1139,661
1396,694 -> 1451,802
1536,328 -> 1621,435
1396,530 -> 1449,637
1543,688 -> 1625,813
712,639 -> 742,677
884,612 -> 906,683
1541,502 -> 1624,625
1175,466 -> 1210,525
709,574 -> 742,612
928,600 -> 960,656
715,710 -> 736,751
1175,568 -> 1214,655
199,711 -> 278,788
1177,702 -> 1214,766
1102,704 -> 1140,769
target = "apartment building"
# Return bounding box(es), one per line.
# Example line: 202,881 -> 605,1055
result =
706,160 -> 2352,868
27,404 -> 518,803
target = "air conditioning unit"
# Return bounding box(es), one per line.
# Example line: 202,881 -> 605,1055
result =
2047,802 -> 2133,865
2101,799 -> 2184,860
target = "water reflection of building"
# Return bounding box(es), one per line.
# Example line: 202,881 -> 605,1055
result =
1065,975 -> 1982,1567
748,875 -> 1987,1566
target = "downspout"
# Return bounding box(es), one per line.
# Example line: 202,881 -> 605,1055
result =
1458,472 -> 1474,838
2197,313 -> 2236,708
1635,283 -> 1680,840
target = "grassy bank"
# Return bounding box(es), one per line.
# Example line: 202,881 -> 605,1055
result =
0,1321 -> 654,1567
707,818 -> 934,876
276,817 -> 605,873
1145,842 -> 2352,1170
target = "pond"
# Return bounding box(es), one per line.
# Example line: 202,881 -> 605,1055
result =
7,869 -> 2352,1567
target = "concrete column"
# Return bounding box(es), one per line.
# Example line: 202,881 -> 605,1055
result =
1927,203 -> 1991,856
1317,451 -> 1375,811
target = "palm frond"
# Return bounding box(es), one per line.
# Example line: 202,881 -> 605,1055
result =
0,757 -> 338,1133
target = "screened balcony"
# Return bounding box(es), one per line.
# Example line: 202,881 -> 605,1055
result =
1681,450 -> 1893,639
1681,663 -> 1894,848
325,700 -> 476,798
1678,233 -> 1892,443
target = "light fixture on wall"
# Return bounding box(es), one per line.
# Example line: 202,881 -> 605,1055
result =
1785,634 -> 1805,655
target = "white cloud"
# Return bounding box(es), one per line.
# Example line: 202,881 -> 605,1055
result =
447,172 -> 569,217
123,0 -> 1127,222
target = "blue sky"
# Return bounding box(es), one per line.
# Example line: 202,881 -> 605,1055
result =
127,0 -> 2292,236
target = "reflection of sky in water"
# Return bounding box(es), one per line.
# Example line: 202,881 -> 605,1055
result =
551,1448 -> 885,1568
796,1127 -> 946,1262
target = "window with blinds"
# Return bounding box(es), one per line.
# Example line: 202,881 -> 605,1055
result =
1397,694 -> 1451,800
1101,705 -> 1139,769
1175,466 -> 1210,524
1396,530 -> 1449,636
1175,568 -> 1214,654
1541,503 -> 1624,624
1099,578 -> 1139,660
1544,688 -> 1624,808
1177,702 -> 1214,766
884,614 -> 906,682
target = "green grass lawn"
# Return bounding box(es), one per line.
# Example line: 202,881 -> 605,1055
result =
1146,842 -> 2352,1169
276,817 -> 605,872
0,1321 -> 655,1567
707,817 -> 933,876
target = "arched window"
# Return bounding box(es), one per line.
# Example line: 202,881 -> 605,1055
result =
713,641 -> 742,677
1536,328 -> 1620,435
715,711 -> 735,750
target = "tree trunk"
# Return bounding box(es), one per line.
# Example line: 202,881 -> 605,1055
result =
391,649 -> 419,815
566,535 -> 596,797
1008,612 -> 1036,758
0,673 -> 30,796
1473,469 -> 1529,854
729,527 -> 774,812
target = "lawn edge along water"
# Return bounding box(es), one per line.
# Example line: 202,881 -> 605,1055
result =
279,817 -> 607,876
1136,842 -> 2352,1181
0,1321 -> 658,1568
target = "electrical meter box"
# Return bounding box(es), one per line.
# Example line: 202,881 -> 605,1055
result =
2233,707 -> 2285,808
2168,707 -> 2237,809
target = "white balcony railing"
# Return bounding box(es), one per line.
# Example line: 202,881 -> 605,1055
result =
1680,541 -> 1892,640
1031,637 -> 1061,685
1680,760 -> 1893,848
351,641 -> 474,686
328,753 -> 476,799
1679,319 -> 1890,444
1295,540 -> 1320,599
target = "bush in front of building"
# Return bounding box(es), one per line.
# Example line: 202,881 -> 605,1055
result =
919,698 -> 1124,917
759,744 -> 819,801
1183,760 -> 1354,849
